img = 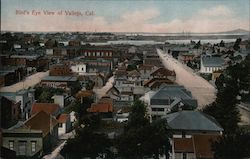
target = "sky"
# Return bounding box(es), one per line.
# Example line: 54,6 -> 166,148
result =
1,0 -> 250,33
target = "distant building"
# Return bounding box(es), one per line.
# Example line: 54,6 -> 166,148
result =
40,75 -> 78,91
49,64 -> 72,76
200,56 -> 224,74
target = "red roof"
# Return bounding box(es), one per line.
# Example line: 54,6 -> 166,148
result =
24,111 -> 58,137
31,103 -> 60,116
57,114 -> 70,123
88,103 -> 113,113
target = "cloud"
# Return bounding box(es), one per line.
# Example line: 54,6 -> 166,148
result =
198,5 -> 233,17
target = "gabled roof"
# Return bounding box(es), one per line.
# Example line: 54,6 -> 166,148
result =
57,114 -> 70,123
88,103 -> 113,113
151,67 -> 176,77
31,103 -> 60,116
127,70 -> 140,77
151,85 -> 193,101
201,56 -> 224,67
24,111 -> 58,137
164,111 -> 223,132
144,78 -> 174,87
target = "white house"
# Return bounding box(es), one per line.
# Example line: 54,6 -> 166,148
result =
57,114 -> 72,137
200,56 -> 224,74
71,63 -> 87,75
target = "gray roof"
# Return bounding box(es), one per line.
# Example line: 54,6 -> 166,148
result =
163,111 -> 223,132
42,76 -> 77,82
202,56 -> 224,67
150,85 -> 197,107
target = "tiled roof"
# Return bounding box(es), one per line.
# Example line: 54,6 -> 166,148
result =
173,138 -> 194,153
88,103 -> 113,113
31,103 -> 60,116
164,111 -> 223,132
24,111 -> 58,137
57,114 -> 70,123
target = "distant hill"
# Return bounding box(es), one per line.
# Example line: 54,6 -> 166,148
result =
216,29 -> 250,34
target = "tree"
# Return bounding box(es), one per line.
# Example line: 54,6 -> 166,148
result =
126,64 -> 137,71
202,56 -> 250,134
233,38 -> 242,51
61,128 -> 111,159
219,40 -> 225,47
116,100 -> 171,158
212,129 -> 250,159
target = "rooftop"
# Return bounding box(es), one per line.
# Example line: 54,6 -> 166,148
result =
31,103 -> 61,116
42,76 -> 77,82
24,111 -> 58,137
163,110 -> 223,132
202,56 -> 224,67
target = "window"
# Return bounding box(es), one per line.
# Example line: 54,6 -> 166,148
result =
97,52 -> 100,56
18,141 -> 27,155
9,141 -> 14,150
31,141 -> 36,152
59,123 -> 63,127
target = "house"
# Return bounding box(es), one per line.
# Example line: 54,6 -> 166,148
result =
49,64 -> 72,76
0,96 -> 21,129
142,85 -> 197,119
0,88 -> 35,120
2,124 -> 43,158
200,56 -> 224,74
2,111 -> 58,157
24,111 -> 59,153
52,94 -> 75,108
163,110 -> 223,159
172,134 -> 220,159
178,53 -> 195,64
138,64 -> 157,81
57,114 -> 71,137
164,111 -> 223,135
40,75 -> 78,91
150,67 -> 176,82
0,66 -> 26,86
70,62 -> 87,75
31,103 -> 61,117
88,103 -> 113,118
144,78 -> 175,90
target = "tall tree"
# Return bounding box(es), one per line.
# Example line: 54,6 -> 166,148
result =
116,100 -> 171,158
